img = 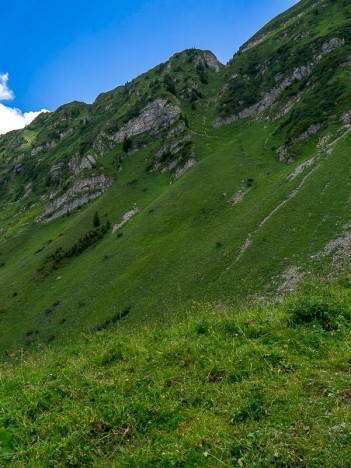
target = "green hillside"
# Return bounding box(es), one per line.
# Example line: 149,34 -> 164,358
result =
0,0 -> 351,357
2,280 -> 351,466
3,0 -> 351,465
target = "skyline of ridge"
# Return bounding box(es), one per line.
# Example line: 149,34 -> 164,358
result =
0,0 -> 298,134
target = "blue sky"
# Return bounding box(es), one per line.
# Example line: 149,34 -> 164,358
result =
0,0 -> 298,132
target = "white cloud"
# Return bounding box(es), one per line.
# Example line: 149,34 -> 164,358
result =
0,105 -> 49,135
0,73 -> 49,134
0,73 -> 14,101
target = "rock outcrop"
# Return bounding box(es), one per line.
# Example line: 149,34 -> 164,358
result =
31,141 -> 57,156
214,66 -> 311,127
230,187 -> 251,206
194,51 -> 223,72
314,37 -> 345,61
50,163 -> 64,178
112,205 -> 139,233
292,123 -> 323,144
111,99 -> 181,143
174,158 -> 196,180
36,175 -> 113,224
152,122 -> 195,177
69,154 -> 97,176
215,37 -> 345,128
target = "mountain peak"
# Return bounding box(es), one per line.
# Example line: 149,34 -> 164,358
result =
167,48 -> 224,72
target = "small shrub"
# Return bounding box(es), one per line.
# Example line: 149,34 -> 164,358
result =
194,320 -> 209,335
127,179 -> 138,186
123,136 -> 132,153
93,307 -> 131,332
44,307 -> 54,316
100,347 -> 123,365
231,389 -> 265,422
0,430 -> 14,454
228,369 -> 249,383
163,74 -> 177,95
93,211 -> 100,228
40,223 -> 109,274
288,296 -> 350,330
222,320 -> 240,335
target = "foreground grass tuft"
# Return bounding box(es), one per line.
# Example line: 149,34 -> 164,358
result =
2,283 -> 351,466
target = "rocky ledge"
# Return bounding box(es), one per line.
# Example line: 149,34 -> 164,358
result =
110,98 -> 181,143
36,175 -> 113,224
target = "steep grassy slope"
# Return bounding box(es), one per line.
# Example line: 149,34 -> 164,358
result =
1,0 -> 351,353
2,281 -> 351,466
2,117 -> 351,353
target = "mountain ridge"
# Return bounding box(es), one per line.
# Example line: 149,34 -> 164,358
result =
0,0 -> 351,353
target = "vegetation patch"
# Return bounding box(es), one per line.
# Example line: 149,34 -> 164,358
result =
2,284 -> 351,465
39,219 -> 110,274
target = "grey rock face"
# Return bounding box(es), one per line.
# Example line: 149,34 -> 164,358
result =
273,93 -> 303,120
93,134 -> 114,156
240,35 -> 269,54
215,36 -> 345,128
12,153 -> 25,164
342,54 -> 351,67
194,51 -> 223,72
214,66 -> 311,127
341,111 -> 351,124
112,205 -> 139,233
276,146 -> 291,163
287,156 -> 316,181
155,133 -> 192,161
36,175 -> 113,223
315,37 -> 345,61
295,30 -> 311,42
278,265 -> 305,294
69,154 -> 97,176
50,163 -> 64,178
31,146 -> 44,156
292,123 -> 323,144
111,98 -> 181,143
81,155 -> 97,170
59,128 -> 74,140
14,164 -> 25,175
231,187 -> 251,206
12,153 -> 25,173
166,121 -> 186,139
31,140 -> 57,156
174,158 -> 196,180
152,121 -> 194,175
